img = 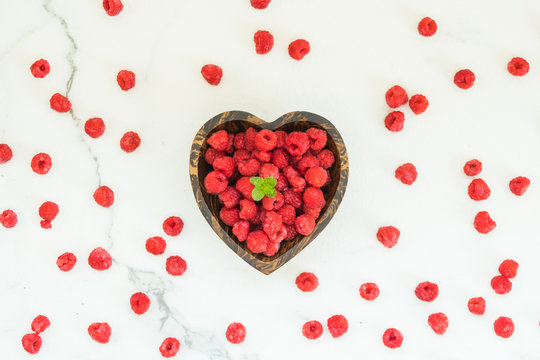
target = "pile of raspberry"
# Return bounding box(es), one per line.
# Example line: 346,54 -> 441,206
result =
202,127 -> 335,256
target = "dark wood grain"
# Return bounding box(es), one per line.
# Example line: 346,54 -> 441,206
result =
189,111 -> 349,275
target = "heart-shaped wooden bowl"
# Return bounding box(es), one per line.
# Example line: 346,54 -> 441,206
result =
189,111 -> 348,275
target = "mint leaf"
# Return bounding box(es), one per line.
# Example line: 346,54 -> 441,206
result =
265,187 -> 277,198
252,188 -> 265,201
250,177 -> 264,187
264,176 -> 277,187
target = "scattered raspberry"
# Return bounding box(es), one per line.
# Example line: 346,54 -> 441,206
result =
93,186 -> 115,207
303,187 -> 325,209
88,322 -> 111,343
395,163 -> 417,185
454,69 -> 475,89
159,337 -> 180,358
30,59 -> 50,78
302,320 -> 323,340
327,315 -> 348,338
201,64 -> 223,85
130,292 -> 151,315
317,149 -> 335,169
474,211 -> 496,234
208,130 -> 229,152
494,316 -> 514,338
305,166 -> 328,187
295,214 -> 316,235
254,30 -> 274,54
88,247 -> 112,271
382,328 -> 403,349
246,230 -> 269,253
491,275 -> 512,295
418,17 -> 437,36
84,118 -> 106,138
305,128 -> 327,150
50,93 -> 71,113
232,220 -> 250,241
120,131 -> 141,152
499,259 -> 519,279
428,313 -> 449,335
163,216 -> 184,236
39,201 -> 59,229
295,272 -> 318,292
0,144 -> 12,164
0,209 -> 17,228
415,281 -> 439,302
409,94 -> 429,114
204,171 -> 228,194
31,153 -> 52,175
56,252 -> 77,271
468,178 -> 491,201
468,297 -> 486,315
31,315 -> 51,334
359,282 -> 380,301
509,176 -> 530,196
146,236 -> 167,255
288,39 -> 310,60
117,70 -> 135,91
250,0 -> 270,9
376,226 -> 400,248
385,85 -> 408,108
384,111 -> 405,132
226,322 -> 246,344
507,57 -> 529,76
166,255 -> 187,276
21,333 -> 42,354
286,132 -> 310,156
103,0 -> 123,16
464,159 -> 482,176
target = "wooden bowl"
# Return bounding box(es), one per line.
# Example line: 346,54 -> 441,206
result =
189,111 -> 348,275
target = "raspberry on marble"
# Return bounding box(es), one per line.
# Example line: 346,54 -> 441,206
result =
288,39 -> 310,60
39,201 -> 59,229
415,281 -> 439,302
146,236 -> 167,255
31,153 -> 52,175
302,320 -> 323,339
296,272 -> 319,292
56,252 -> 77,271
130,292 -> 151,315
468,178 -> 491,201
327,315 -> 348,338
120,131 -> 141,152
395,163 -> 417,185
88,247 -> 112,271
0,209 -> 17,228
201,64 -> 223,85
30,59 -> 50,78
385,85 -> 408,108
474,211 -> 496,234
94,186 -> 115,207
494,316 -> 514,338
0,144 -> 12,164
88,322 -> 111,343
117,70 -> 135,91
491,275 -> 512,295
226,322 -> 246,344
50,93 -> 71,113
21,333 -> 42,354
163,216 -> 184,236
159,337 -> 180,357
359,282 -> 380,301
463,159 -> 482,176
467,297 -> 486,315
31,315 -> 51,334
454,69 -> 475,89
103,0 -> 123,16
499,259 -> 519,279
166,256 -> 187,276
376,226 -> 400,248
409,94 -> 429,114
509,176 -> 530,196
85,118 -> 106,138
507,57 -> 529,76
418,17 -> 437,36
427,313 -> 448,335
382,328 -> 403,349
384,111 -> 405,132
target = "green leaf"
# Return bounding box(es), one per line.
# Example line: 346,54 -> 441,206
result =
250,177 -> 264,187
252,188 -> 265,201
264,176 -> 277,187
265,187 -> 277,198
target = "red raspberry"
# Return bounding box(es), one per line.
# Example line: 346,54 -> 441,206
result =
284,224 -> 297,241
225,133 -> 235,154
415,281 -> 439,302
269,224 -> 287,243
298,154 -> 320,175
88,247 -> 112,271
130,292 -> 150,315
454,69 -> 475,89
204,171 -> 228,194
275,174 -> 289,191
253,150 -> 271,163
327,315 -> 348,338
0,144 -> 13,164
146,236 -> 167,255
275,131 -> 287,148
305,166 -> 328,188
163,216 -> 184,236
283,189 -> 302,208
302,320 -> 323,340
317,149 -> 335,169
296,272 -> 319,292
359,282 -> 380,301
303,205 -> 321,219
418,17 -> 437,37
239,199 -> 257,220
409,94 -> 429,114
428,313 -> 449,335
384,111 -> 405,132
218,187 -> 241,208
468,178 -> 491,201
278,204 -> 296,225
232,134 -> 244,150
382,328 -> 403,349
50,93 -> 71,112
94,186 -> 115,207
262,191 -> 284,211
289,176 -> 306,193
306,128 -> 327,150
31,315 -> 51,334
233,220 -> 250,241
117,70 -> 135,91
207,130 -> 229,152
474,211 -> 496,234
263,211 -> 283,237
120,131 -> 141,152
288,39 -> 310,60
271,148 -> 289,169
21,333 -> 42,354
245,127 -> 258,151
464,159 -> 482,176
303,187 -> 325,209
0,209 -> 17,228
30,59 -> 50,78
205,148 -> 224,165
494,317 -> 514,338
509,176 -> 530,196
259,163 -> 279,179
166,255 -> 187,276
201,64 -> 223,85
295,214 -> 315,235
254,30 -> 274,54
103,0 -> 123,16
491,275 -> 512,294
236,177 -> 255,200
84,118 -> 105,138
385,85 -> 408,108
159,337 -> 180,357
499,259 -> 519,279
263,241 -> 280,256
39,201 -> 59,229
233,149 -> 250,163
226,322 -> 246,344
468,297 -> 486,315
88,322 -> 111,343
283,165 -> 300,180
247,230 -> 269,253
250,0 -> 270,9
213,156 -> 236,177
31,153 -> 52,175
507,57 -> 529,76
56,252 -> 77,271
376,226 -> 400,248
238,158 -> 261,176
220,207 -> 240,226
286,132 -> 310,156
395,163 -> 417,185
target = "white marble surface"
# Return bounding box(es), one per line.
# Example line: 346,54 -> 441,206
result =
1,0 -> 540,358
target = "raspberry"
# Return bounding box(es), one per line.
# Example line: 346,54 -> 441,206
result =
474,211 -> 496,234
94,186 -> 115,207
30,59 -> 50,78
385,85 -> 408,108
204,171 -> 228,194
236,177 -> 255,200
468,178 -> 491,201
395,163 -> 417,185
468,297 -> 486,315
376,226 -> 400,248
327,315 -> 348,338
303,205 -> 321,219
283,165 -> 300,179
288,39 -> 310,60
382,328 -> 403,349
284,224 -> 297,241
220,207 -> 240,226
245,127 -> 258,151
103,0 -> 123,16
130,292 -> 150,315
166,255 -> 187,276
31,315 -> 51,334
259,163 -> 279,179
303,187 -> 325,209
254,30 -> 274,54
163,216 -> 184,236
464,159 -> 482,176
201,64 -> 223,85
50,93 -> 71,112
275,131 -> 287,148
226,133 -> 235,154
359,282 -> 380,301
289,176 -> 306,192
21,333 -> 42,354
88,322 -> 111,343
213,156 -> 236,178
205,148 -> 224,165
117,70 -> 135,91
278,204 -> 296,225
0,144 -> 12,164
275,174 -> 289,191
233,149 -> 250,163
302,320 -> 323,340
208,130 -> 229,152
306,128 -> 327,150
415,281 -> 439,302
238,158 -> 261,176
253,150 -> 271,163
283,189 -> 302,208
305,166 -> 328,188
56,252 -> 77,271
88,247 -> 112,271
499,259 -> 519,279
239,199 -> 257,220
384,111 -> 405,132
428,313 -> 448,335
233,220 -> 250,241
159,337 -> 180,358
262,191 -> 284,211
120,131 -> 141,152
418,17 -> 437,36
507,57 -> 529,76
218,187 -> 241,208
296,272 -> 318,292
409,94 -> 429,114
0,209 -> 17,228
226,322 -> 246,344
234,133 -> 245,150
271,148 -> 290,169
494,317 -> 514,338
247,230 -> 269,253
262,211 -> 283,237
250,0 -> 270,9
317,149 -> 335,169
146,236 -> 167,255
509,176 -> 530,196
39,201 -> 59,229
295,214 -> 315,235
263,241 -> 280,256
454,69 -> 475,89
491,275 -> 512,295
298,154 -> 320,175
31,153 -> 52,175
85,118 -> 105,138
